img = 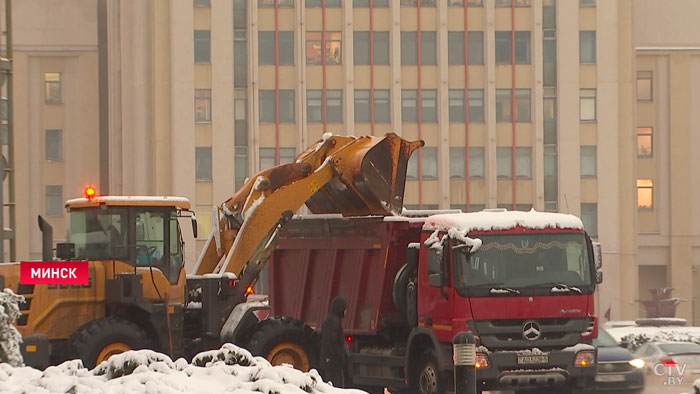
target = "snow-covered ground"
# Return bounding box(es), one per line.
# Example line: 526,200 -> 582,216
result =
0,344 -> 366,394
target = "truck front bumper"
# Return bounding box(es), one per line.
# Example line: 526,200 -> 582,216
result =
20,334 -> 50,369
477,349 -> 596,391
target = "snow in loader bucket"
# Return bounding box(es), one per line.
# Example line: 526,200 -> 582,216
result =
0,343 -> 368,394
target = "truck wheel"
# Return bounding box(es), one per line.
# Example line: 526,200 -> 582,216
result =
415,350 -> 443,394
246,316 -> 318,372
71,317 -> 152,369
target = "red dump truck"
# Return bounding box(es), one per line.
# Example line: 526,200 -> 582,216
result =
234,209 -> 602,394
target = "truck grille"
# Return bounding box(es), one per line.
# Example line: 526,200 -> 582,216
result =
472,318 -> 587,349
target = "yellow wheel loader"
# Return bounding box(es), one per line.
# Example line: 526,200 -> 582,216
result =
0,133 -> 422,369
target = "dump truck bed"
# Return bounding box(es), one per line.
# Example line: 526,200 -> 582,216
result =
267,215 -> 423,335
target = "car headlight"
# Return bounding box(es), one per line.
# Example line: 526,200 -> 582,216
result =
628,358 -> 645,369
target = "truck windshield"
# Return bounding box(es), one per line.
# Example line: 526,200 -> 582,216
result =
69,207 -> 128,260
453,232 -> 592,293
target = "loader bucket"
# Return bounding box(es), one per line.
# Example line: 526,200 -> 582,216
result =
304,133 -> 424,216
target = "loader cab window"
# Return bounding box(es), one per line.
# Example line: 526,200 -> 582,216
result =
70,207 -> 128,260
135,210 -> 166,266
169,212 -> 184,281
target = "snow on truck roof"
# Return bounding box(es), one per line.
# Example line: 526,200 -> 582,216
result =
423,209 -> 584,233
66,196 -> 192,210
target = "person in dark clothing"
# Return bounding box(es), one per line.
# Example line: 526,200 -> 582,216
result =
320,296 -> 348,387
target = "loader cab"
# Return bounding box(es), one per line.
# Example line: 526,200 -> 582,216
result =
62,196 -> 194,285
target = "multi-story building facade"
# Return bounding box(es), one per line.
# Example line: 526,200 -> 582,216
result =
3,0 -> 700,323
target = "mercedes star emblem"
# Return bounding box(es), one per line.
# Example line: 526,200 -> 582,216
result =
522,320 -> 542,341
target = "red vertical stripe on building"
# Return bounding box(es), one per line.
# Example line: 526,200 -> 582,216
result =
417,1 -> 423,209
463,2 -> 470,211
369,0 -> 375,136
510,0 -> 516,210
322,0 -> 328,133
274,0 -> 280,164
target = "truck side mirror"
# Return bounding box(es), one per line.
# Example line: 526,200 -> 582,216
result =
191,216 -> 198,239
595,270 -> 603,284
428,273 -> 442,287
592,241 -> 602,270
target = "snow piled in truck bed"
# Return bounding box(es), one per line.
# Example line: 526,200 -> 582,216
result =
0,344 -> 366,394
423,209 -> 584,233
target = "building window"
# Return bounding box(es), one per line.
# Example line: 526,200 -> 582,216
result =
194,30 -> 211,63
448,31 -> 484,65
495,31 -> 530,64
401,89 -> 435,122
407,147 -> 438,179
401,0 -> 436,6
259,90 -> 295,123
637,179 -> 653,209
259,31 -> 295,65
354,0 -> 389,6
259,0 -> 294,6
234,33 -> 248,87
307,90 -> 343,123
496,0 -> 530,6
449,147 -> 484,179
45,129 -> 62,162
637,127 -> 653,157
355,89 -> 390,123
306,32 -> 342,65
497,89 -> 530,122
421,90 -> 437,123
196,208 -> 212,239
448,0 -> 483,5
354,31 -> 390,65
515,147 -> 532,179
579,31 -> 596,64
401,32 -> 437,65
46,185 -> 63,217
580,89 -> 596,121
581,203 -> 598,237
449,90 -> 485,123
637,71 -> 653,101
195,147 -> 213,181
580,146 -> 597,177
194,0 -> 210,7
579,0 -> 595,6
195,89 -> 212,123
497,147 -> 512,179
235,146 -> 248,190
401,90 -> 417,122
260,147 -> 296,169
307,0 -> 341,6
44,72 -> 62,104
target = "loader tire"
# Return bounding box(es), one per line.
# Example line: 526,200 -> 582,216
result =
246,315 -> 319,372
71,317 -> 152,369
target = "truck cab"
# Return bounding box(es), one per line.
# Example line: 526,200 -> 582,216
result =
415,209 -> 600,393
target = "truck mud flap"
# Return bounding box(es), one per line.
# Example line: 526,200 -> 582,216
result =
21,334 -> 50,369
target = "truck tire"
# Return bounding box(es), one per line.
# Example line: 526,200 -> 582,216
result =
71,317 -> 152,369
246,316 -> 319,372
414,350 -> 443,394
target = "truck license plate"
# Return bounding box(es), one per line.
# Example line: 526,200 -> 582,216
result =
517,355 -> 549,364
595,374 -> 625,382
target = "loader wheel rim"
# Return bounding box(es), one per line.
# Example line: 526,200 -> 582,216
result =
96,342 -> 131,364
418,364 -> 438,394
267,342 -> 310,371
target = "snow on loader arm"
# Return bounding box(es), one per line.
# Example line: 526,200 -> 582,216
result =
191,132 -> 423,285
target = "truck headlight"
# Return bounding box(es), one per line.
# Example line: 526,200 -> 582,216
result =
629,358 -> 645,369
475,353 -> 489,368
574,350 -> 596,367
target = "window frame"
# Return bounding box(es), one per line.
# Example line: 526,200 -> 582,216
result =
636,71 -> 653,102
195,89 -> 212,123
194,30 -> 211,63
579,88 -> 596,122
46,185 -> 63,217
636,127 -> 653,158
579,30 -> 596,64
637,179 -> 654,210
195,146 -> 213,181
45,129 -> 63,162
44,72 -> 62,104
580,146 -> 597,178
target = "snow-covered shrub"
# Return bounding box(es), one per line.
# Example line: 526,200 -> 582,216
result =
621,331 -> 700,353
0,289 -> 24,366
191,343 -> 254,367
92,350 -> 175,379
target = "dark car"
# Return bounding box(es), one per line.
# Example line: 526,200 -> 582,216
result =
591,327 -> 645,392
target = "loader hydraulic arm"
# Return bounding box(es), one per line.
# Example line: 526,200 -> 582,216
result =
191,133 -> 423,282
